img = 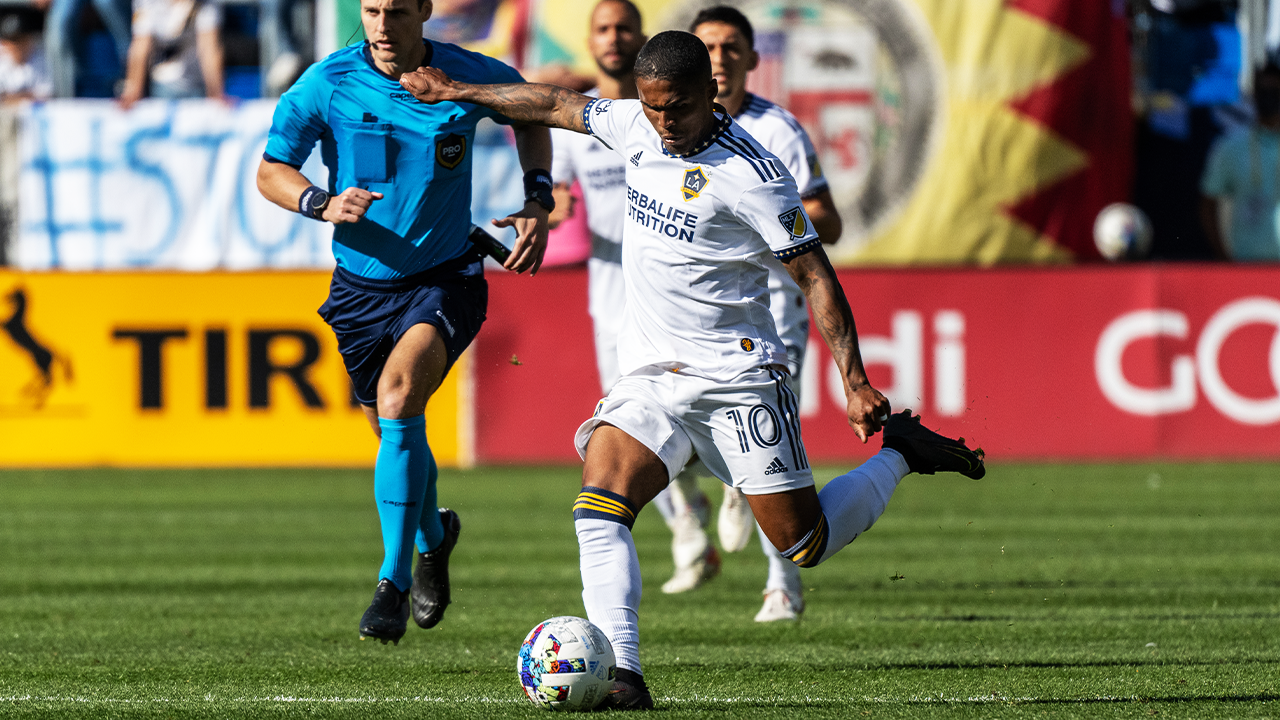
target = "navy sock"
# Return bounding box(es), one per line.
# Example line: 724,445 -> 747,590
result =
375,415 -> 429,591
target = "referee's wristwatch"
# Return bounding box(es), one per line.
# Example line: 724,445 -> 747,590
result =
299,186 -> 331,220
523,169 -> 555,213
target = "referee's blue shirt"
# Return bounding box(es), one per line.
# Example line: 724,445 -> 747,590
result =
265,40 -> 523,280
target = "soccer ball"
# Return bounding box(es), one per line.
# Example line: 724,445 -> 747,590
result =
517,616 -> 616,712
1093,202 -> 1153,261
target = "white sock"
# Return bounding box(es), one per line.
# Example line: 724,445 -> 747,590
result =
814,449 -> 910,565
758,521 -> 801,593
576,518 -> 643,674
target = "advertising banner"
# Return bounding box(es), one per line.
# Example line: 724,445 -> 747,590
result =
0,271 -> 470,467
530,0 -> 1132,265
473,265 -> 1280,464
13,100 -> 527,271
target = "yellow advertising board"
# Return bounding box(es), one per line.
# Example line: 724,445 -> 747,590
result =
0,271 -> 470,467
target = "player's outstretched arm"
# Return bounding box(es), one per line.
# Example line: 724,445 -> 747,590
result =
784,246 -> 890,442
399,67 -> 590,134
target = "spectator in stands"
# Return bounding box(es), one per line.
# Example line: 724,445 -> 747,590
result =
119,0 -> 225,108
1200,63 -> 1280,261
0,8 -> 52,102
261,0 -> 302,97
38,0 -> 131,97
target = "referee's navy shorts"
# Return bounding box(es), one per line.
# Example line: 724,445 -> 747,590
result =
318,251 -> 487,407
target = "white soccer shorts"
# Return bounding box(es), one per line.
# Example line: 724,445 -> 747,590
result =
587,257 -> 625,393
574,365 -> 814,496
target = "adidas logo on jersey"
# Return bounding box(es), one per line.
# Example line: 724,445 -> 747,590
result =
764,457 -> 788,476
630,152 -> 643,166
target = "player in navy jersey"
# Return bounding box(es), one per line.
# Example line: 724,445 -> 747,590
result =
256,0 -> 553,645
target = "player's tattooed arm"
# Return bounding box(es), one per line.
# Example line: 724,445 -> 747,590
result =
784,247 -> 891,442
399,67 -> 590,134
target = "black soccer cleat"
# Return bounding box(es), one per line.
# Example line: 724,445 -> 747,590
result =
882,410 -> 986,479
359,579 -> 410,645
599,668 -> 654,711
411,508 -> 461,629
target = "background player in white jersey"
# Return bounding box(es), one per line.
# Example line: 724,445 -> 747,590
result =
401,32 -> 985,709
692,5 -> 846,623
547,0 -> 724,597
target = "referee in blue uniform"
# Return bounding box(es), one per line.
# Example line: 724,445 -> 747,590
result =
256,0 -> 553,645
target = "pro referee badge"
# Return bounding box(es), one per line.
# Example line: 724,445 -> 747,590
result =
778,206 -> 806,238
436,133 -> 467,170
682,166 -> 709,201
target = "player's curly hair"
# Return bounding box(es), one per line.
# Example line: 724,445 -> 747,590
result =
634,31 -> 712,84
689,5 -> 754,49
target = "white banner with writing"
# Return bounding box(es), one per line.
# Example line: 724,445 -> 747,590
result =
15,99 -> 524,270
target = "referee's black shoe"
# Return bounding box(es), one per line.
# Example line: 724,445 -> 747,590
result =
412,508 -> 461,629
599,668 -> 654,711
359,579 -> 409,645
883,410 -> 986,479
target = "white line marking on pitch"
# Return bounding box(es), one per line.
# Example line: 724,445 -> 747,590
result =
2,694 -> 1146,705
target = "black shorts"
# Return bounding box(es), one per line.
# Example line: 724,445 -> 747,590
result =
318,252 -> 487,407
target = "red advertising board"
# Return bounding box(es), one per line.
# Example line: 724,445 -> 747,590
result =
474,265 -> 1280,464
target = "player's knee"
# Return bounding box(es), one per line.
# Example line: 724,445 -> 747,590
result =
779,513 -> 830,568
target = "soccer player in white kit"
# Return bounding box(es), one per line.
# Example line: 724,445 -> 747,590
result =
402,31 -> 985,710
548,0 -> 725,597
692,5 -> 846,623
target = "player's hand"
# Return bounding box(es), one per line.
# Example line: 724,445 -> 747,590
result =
546,184 -> 576,230
846,382 -> 891,443
322,187 -> 384,224
492,202 -> 549,275
399,67 -> 457,104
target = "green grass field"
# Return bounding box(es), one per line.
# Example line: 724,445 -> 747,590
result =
1,463 -> 1277,718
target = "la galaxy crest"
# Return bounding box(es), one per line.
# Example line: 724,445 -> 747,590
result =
436,133 -> 466,170
681,166 -> 709,201
778,206 -> 807,239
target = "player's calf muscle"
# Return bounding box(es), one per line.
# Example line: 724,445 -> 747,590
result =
747,488 -> 822,552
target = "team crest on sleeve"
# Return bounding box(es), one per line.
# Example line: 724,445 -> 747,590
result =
778,206 -> 806,238
682,167 -> 709,201
436,133 -> 467,170
740,338 -> 755,351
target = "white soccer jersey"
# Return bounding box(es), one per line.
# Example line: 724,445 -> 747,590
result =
552,91 -> 630,391
733,94 -> 829,366
551,90 -> 628,253
582,97 -> 820,381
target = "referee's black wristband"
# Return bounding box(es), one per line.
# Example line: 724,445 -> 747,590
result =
298,185 -> 329,220
523,169 -> 555,212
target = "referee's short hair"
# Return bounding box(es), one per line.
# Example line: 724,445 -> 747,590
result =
634,31 -> 712,85
689,5 -> 754,49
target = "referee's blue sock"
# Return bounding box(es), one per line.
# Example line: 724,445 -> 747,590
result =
375,415 -> 430,592
415,451 -> 444,554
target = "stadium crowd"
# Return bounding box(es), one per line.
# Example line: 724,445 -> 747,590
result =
3,0 -> 1280,261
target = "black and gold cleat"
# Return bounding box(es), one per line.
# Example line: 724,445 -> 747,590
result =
883,410 -> 986,479
598,668 -> 654,711
359,579 -> 409,645
411,508 -> 461,629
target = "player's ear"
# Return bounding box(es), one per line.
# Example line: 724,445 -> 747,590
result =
707,78 -> 718,103
419,0 -> 432,21
748,48 -> 759,72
